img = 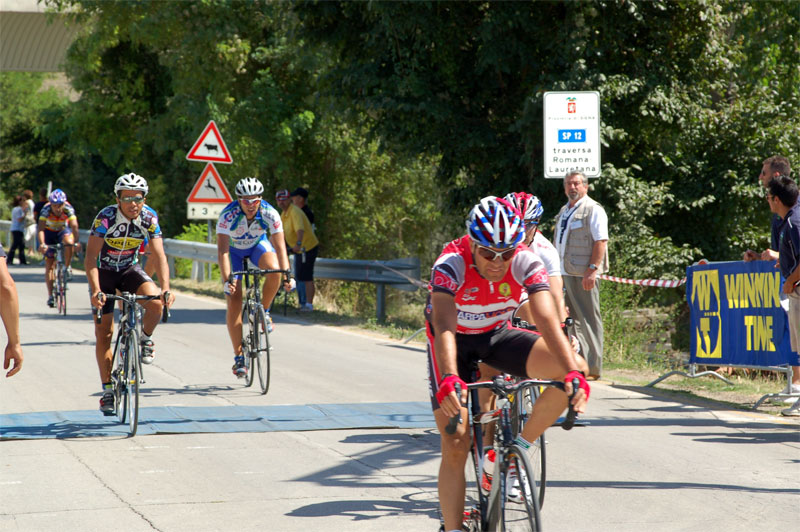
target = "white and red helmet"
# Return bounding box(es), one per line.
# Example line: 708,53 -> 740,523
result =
466,196 -> 524,249
504,191 -> 543,224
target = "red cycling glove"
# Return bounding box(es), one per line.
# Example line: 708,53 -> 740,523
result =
564,370 -> 590,400
436,374 -> 467,405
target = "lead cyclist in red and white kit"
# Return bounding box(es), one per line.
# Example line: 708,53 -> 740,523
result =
426,196 -> 589,532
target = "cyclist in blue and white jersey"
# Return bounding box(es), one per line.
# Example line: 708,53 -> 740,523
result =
85,173 -> 175,414
217,177 -> 293,378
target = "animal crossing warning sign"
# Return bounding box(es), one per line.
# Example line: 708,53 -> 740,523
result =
187,164 -> 233,220
186,120 -> 233,164
187,164 -> 233,203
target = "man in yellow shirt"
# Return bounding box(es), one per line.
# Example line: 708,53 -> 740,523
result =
276,189 -> 319,311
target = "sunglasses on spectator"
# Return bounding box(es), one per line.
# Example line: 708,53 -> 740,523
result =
239,197 -> 262,205
475,245 -> 516,262
119,196 -> 145,204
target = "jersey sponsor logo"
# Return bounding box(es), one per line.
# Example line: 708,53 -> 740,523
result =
433,270 -> 458,292
105,236 -> 144,251
498,282 -> 511,298
273,221 -> 280,230
524,269 -> 549,287
457,304 -> 517,322
461,286 -> 479,302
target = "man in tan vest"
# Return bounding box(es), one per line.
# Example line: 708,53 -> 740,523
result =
554,171 -> 609,379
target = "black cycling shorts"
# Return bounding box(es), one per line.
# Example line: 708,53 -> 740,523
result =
426,321 -> 540,411
97,265 -> 154,315
294,245 -> 318,282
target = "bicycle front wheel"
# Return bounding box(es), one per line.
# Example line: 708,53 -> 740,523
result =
255,306 -> 271,395
243,302 -> 255,388
502,443 -> 542,532
512,386 -> 547,509
56,265 -> 66,315
126,330 -> 140,436
111,327 -> 127,424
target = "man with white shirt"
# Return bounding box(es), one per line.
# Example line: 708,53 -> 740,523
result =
554,171 -> 609,379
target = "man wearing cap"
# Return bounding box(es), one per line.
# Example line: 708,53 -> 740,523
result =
276,189 -> 319,311
290,187 -> 315,227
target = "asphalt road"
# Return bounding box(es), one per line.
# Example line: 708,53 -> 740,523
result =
1,265 -> 798,531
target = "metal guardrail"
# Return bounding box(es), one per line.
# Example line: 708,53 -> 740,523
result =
1,221 -> 421,321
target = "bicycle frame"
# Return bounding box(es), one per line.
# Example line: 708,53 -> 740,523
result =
451,373 -> 579,531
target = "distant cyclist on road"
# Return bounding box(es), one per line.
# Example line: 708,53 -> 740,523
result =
426,196 -> 589,532
36,189 -> 79,307
85,174 -> 175,414
216,177 -> 293,378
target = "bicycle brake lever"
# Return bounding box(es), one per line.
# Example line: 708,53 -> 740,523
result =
561,377 -> 580,431
445,383 -> 463,435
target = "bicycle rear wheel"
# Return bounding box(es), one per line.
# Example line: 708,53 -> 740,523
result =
243,302 -> 255,388
255,306 -> 271,395
502,443 -> 542,532
126,330 -> 140,436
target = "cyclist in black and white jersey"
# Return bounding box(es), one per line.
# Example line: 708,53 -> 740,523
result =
85,174 -> 175,414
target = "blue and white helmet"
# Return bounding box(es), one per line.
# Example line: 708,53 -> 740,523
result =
466,196 -> 524,249
49,189 -> 67,204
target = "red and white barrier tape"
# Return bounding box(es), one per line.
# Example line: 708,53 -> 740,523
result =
598,274 -> 685,288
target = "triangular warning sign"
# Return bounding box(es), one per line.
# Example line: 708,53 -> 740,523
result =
186,120 -> 233,164
187,164 -> 234,203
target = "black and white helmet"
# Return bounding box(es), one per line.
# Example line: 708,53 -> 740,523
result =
114,173 -> 149,196
235,177 -> 264,197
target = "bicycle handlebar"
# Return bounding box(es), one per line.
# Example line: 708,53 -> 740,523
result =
93,292 -> 170,324
445,374 -> 580,433
229,268 -> 291,281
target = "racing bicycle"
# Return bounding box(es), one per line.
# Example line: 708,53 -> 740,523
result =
50,242 -> 79,315
445,371 -> 580,531
95,291 -> 169,436
229,268 -> 290,395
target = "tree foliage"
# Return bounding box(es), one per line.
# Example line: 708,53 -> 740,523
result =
2,0 -> 798,285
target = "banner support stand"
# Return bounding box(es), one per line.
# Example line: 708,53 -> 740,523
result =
647,363 -> 733,387
649,363 -> 796,411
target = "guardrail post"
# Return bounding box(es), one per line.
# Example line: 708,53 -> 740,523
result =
191,260 -> 204,282
376,283 -> 386,322
168,256 -> 176,278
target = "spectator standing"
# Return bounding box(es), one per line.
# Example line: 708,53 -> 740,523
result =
22,190 -> 36,259
32,188 -> 48,226
554,171 -> 609,379
743,155 -> 799,400
8,196 -> 28,265
744,155 -> 793,262
764,175 -> 800,416
290,187 -> 315,307
276,189 -> 319,311
0,243 -> 23,377
290,187 -> 315,226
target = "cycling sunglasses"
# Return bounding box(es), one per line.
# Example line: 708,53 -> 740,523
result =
475,245 -> 516,262
239,197 -> 262,205
119,196 -> 145,204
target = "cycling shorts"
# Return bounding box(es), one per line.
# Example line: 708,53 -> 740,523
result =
229,239 -> 275,279
426,320 -> 540,411
294,245 -> 318,282
97,265 -> 154,315
43,229 -> 72,257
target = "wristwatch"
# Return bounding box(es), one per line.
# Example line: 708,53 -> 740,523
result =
588,263 -> 598,271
